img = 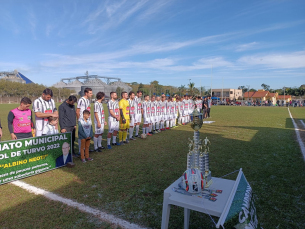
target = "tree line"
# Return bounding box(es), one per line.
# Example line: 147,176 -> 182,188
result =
238,83 -> 305,96
0,80 -> 75,103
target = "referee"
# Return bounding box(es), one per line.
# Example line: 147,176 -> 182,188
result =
58,95 -> 78,157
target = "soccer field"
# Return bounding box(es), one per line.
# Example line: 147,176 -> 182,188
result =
0,104 -> 305,229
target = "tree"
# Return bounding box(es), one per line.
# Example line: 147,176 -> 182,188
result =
116,87 -> 124,98
238,86 -> 248,93
261,83 -> 270,91
178,85 -> 186,96
188,82 -> 195,95
249,88 -> 257,92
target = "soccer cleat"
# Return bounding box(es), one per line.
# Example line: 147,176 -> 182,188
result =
86,157 -> 93,161
95,148 -> 102,152
116,142 -> 121,146
81,159 -> 86,163
182,123 -> 185,125
123,141 -> 129,144
135,135 -> 141,138
146,133 -> 152,136
107,145 -> 112,149
166,127 -> 170,130
89,149 -> 94,152
153,131 -> 158,134
119,141 -> 124,145
129,137 -> 137,140
158,129 -> 162,133
99,146 -> 105,149
150,132 -> 154,135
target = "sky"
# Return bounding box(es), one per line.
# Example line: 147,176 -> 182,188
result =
0,0 -> 304,90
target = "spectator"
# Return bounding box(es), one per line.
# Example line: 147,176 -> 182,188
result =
42,116 -> 59,135
8,97 -> 35,140
78,110 -> 94,163
33,88 -> 58,136
58,95 -> 78,157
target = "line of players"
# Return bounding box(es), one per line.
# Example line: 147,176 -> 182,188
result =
83,89 -> 207,151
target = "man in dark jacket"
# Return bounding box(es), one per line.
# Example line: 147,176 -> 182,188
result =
58,96 -> 78,157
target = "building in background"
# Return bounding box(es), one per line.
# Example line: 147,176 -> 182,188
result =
53,72 -> 132,98
212,88 -> 243,100
0,70 -> 34,84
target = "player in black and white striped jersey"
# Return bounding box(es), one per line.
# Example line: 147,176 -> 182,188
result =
134,90 -> 143,138
33,88 -> 58,137
76,87 -> 93,154
107,92 -> 120,149
127,91 -> 137,140
94,92 -> 107,152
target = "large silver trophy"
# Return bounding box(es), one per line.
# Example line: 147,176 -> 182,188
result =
181,106 -> 212,193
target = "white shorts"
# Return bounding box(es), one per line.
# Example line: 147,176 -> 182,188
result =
150,115 -> 156,123
108,120 -> 119,133
95,123 -> 105,135
129,116 -> 135,127
36,129 -> 43,137
144,117 -> 151,124
135,114 -> 142,123
155,116 -> 160,123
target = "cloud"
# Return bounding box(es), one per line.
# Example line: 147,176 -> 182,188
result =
235,42 -> 258,52
238,51 -> 305,69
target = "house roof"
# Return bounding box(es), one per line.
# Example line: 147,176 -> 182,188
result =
244,91 -> 269,98
277,95 -> 291,99
252,91 -> 269,98
267,93 -> 277,98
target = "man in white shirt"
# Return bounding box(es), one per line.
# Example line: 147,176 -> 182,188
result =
76,87 -> 93,154
134,91 -> 143,138
94,92 -> 107,152
150,95 -> 158,134
142,95 -> 152,136
127,91 -> 137,140
159,95 -> 167,131
33,88 -> 58,137
107,92 -> 120,148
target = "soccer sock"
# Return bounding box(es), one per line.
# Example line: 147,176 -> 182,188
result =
156,122 -> 159,130
107,138 -> 111,145
129,127 -> 134,138
123,131 -> 127,141
146,127 -> 150,133
143,127 -> 146,134
153,123 -> 155,131
170,120 -> 173,127
98,135 -> 102,147
149,125 -> 152,132
135,125 -> 139,135
166,121 -> 169,128
94,137 -> 98,150
119,131 -> 123,142
112,136 -> 116,144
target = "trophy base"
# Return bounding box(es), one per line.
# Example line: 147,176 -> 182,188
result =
205,171 -> 212,188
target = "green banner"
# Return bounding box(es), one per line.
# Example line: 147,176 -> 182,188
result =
0,133 -> 72,185
223,172 -> 261,229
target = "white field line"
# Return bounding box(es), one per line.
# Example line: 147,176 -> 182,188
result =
300,120 -> 305,129
11,180 -> 146,229
288,108 -> 305,161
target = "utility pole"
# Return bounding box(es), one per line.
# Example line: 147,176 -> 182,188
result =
246,85 -> 250,104
211,65 -> 213,97
222,77 -> 224,103
283,86 -> 285,106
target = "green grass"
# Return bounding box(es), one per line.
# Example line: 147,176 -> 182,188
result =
0,104 -> 305,228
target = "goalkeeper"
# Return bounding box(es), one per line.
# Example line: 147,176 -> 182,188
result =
119,91 -> 130,145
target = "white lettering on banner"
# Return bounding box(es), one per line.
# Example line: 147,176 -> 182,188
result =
23,146 -> 46,155
238,181 -> 258,228
25,134 -> 68,147
0,142 -> 22,151
0,154 -> 9,160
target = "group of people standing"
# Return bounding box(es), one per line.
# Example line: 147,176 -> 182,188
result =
1,87 -> 212,164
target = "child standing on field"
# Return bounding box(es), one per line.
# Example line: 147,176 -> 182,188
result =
78,110 -> 93,163
42,116 -> 59,135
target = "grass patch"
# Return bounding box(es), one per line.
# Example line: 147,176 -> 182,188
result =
0,104 -> 305,228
